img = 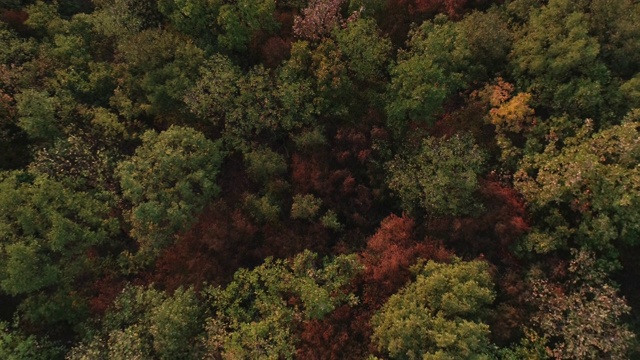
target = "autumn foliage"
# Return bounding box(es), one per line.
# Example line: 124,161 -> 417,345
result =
2,0 -> 640,358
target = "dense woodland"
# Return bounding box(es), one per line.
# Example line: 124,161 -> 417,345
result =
1,0 -> 640,358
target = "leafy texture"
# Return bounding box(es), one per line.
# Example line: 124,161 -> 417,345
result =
371,259 -> 495,360
387,134 -> 485,216
117,126 -> 224,262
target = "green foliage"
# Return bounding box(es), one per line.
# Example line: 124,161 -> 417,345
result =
458,9 -> 513,77
112,28 -> 204,119
0,172 -> 116,325
0,24 -> 37,65
291,126 -> 326,150
620,73 -> 640,109
371,259 -> 496,360
68,286 -> 204,360
334,18 -> 392,83
386,15 -> 474,135
203,251 -> 362,358
496,329 -> 548,360
243,193 -> 281,223
91,0 -> 164,37
184,54 -> 240,121
348,0 -> 386,18
187,56 -> 316,143
116,126 -> 224,261
290,193 -> 322,220
216,0 -> 279,53
4,1 -> 640,357
15,89 -> 61,142
157,0 -> 221,45
244,147 -> 287,184
0,321 -> 62,360
515,119 -> 640,259
23,1 -> 63,36
278,38 -> 354,119
510,0 -> 615,120
28,133 -> 117,191
386,134 -> 485,217
588,0 -> 640,78
90,0 -> 145,39
320,210 -> 342,231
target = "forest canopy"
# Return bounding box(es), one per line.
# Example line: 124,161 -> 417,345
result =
1,0 -> 640,359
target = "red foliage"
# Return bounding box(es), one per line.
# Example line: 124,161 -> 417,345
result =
297,305 -> 372,360
291,152 -> 330,194
151,201 -> 259,292
290,141 -> 377,231
361,214 -> 452,306
0,10 -> 29,32
426,178 -> 528,267
0,90 -> 15,120
89,276 -> 126,315
261,221 -> 331,259
275,8 -> 296,37
261,36 -> 292,68
412,0 -> 470,17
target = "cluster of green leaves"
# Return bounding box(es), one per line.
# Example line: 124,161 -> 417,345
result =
204,251 -> 362,358
68,286 -> 204,360
117,126 -> 224,263
387,134 -> 485,217
371,259 -> 496,360
0,172 -> 117,325
515,118 -> 640,263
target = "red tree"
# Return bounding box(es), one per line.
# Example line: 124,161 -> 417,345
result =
151,201 -> 259,292
297,214 -> 452,359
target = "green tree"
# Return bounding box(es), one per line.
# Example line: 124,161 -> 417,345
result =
203,251 -> 362,359
116,126 -> 224,263
515,117 -> 640,260
28,133 -> 118,192
0,23 -> 37,66
0,321 -> 63,360
386,134 -> 485,217
157,0 -> 221,47
91,0 -> 164,38
509,0 -> 615,121
288,38 -> 353,118
67,286 -> 204,360
216,0 -> 279,54
334,17 -> 392,106
186,56 -> 316,144
244,146 -> 287,185
0,172 -> 117,326
15,89 -> 61,142
290,193 -> 322,220
458,8 -> 513,78
111,28 -> 204,121
588,0 -> 640,79
385,15 -> 474,136
371,259 -> 496,360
